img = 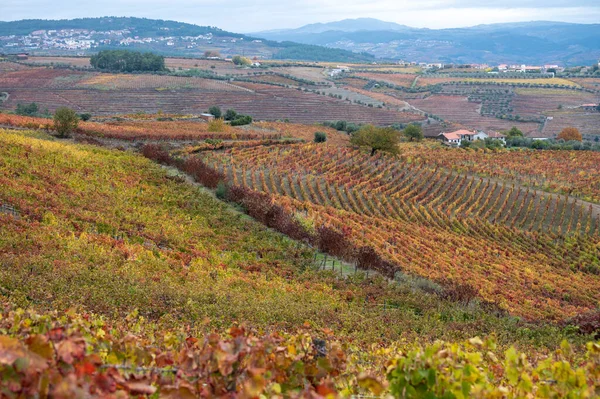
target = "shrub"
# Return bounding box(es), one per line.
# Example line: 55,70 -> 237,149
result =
314,131 -> 327,143
53,107 -> 79,138
230,115 -> 253,126
15,103 -> 39,116
208,118 -> 228,132
215,181 -> 228,200
208,105 -> 222,118
78,113 -> 92,121
141,144 -> 172,164
224,109 -> 238,121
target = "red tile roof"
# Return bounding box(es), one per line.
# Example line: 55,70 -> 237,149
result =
441,132 -> 461,140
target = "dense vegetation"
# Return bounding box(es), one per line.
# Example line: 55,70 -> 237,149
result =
275,42 -> 375,62
90,50 -> 165,72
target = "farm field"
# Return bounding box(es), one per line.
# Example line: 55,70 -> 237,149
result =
271,66 -> 330,83
201,143 -> 600,321
1,86 -> 425,124
4,129 -> 598,396
408,94 -> 540,134
569,77 -> 600,91
26,56 -> 93,67
542,108 -> 600,139
75,73 -> 250,91
355,72 -> 417,87
399,142 -> 600,203
0,113 -> 350,146
512,88 -> 598,117
0,67 -> 425,124
343,86 -> 411,109
462,77 -> 580,87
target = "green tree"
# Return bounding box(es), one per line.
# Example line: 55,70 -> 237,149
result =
224,109 -> 238,121
232,56 -> 251,66
53,107 -> 79,138
204,50 -> 221,58
230,115 -> 253,126
208,106 -> 222,118
505,126 -> 524,138
90,50 -> 165,72
314,132 -> 327,143
403,124 -> 423,142
350,125 -> 401,156
15,102 -> 39,116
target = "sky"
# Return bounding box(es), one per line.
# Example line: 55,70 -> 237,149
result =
2,0 -> 600,32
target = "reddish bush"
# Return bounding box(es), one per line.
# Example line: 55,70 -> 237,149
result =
317,226 -> 354,260
182,157 -> 225,189
566,310 -> 600,338
356,246 -> 397,279
141,144 -> 172,165
439,280 -> 479,305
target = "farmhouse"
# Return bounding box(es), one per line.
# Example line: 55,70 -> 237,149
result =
439,132 -> 462,146
199,113 -> 215,121
486,131 -> 507,144
438,129 -> 506,146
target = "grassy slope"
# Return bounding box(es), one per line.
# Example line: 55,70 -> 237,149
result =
0,129 -> 588,349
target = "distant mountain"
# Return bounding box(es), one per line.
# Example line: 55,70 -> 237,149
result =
255,19 -> 600,65
258,18 -> 411,35
0,17 -> 374,63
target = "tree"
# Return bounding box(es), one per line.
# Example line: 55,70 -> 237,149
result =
505,126 -> 524,138
230,115 -> 253,126
53,107 -> 79,138
232,56 -> 251,66
16,102 -> 39,116
204,50 -> 221,58
350,125 -> 401,156
90,50 -> 165,72
314,132 -> 327,143
557,127 -> 582,142
208,106 -> 222,118
403,124 -> 423,142
224,109 -> 238,121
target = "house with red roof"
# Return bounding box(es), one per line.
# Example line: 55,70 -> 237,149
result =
438,130 -> 506,146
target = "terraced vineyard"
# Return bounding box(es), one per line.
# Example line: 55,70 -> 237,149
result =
201,144 -> 600,321
512,88 -> 599,118
541,108 -> 600,139
0,67 -> 424,124
408,95 -> 540,134
399,142 -> 600,203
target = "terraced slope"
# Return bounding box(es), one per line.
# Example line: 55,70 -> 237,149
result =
201,144 -> 600,321
2,129 -> 562,345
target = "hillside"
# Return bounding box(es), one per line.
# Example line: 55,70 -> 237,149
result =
255,19 -> 600,65
0,127 -> 599,395
0,17 -> 375,62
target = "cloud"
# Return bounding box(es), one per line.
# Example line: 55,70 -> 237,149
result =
1,0 -> 599,31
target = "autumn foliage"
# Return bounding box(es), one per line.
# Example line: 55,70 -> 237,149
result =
199,144 -> 600,321
557,126 -> 583,141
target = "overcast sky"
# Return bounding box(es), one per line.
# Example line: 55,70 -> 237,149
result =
2,0 -> 600,32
